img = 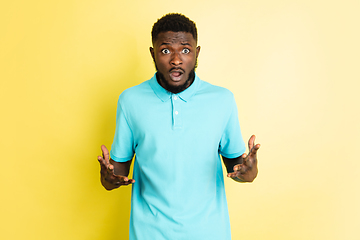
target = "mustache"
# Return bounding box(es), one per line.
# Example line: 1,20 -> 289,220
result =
169,67 -> 185,72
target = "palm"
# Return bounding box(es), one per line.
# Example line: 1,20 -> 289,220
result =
227,135 -> 260,182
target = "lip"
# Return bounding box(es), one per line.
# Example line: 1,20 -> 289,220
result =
169,68 -> 184,82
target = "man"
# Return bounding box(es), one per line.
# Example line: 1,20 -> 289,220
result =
98,13 -> 260,240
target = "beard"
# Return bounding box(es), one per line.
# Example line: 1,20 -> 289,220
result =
154,59 -> 198,94
156,69 -> 195,94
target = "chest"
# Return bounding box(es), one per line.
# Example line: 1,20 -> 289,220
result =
128,97 -> 229,142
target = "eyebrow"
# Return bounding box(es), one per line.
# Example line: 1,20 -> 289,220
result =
159,42 -> 192,47
159,42 -> 171,46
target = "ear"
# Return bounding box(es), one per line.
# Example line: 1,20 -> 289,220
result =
196,46 -> 201,58
149,47 -> 155,60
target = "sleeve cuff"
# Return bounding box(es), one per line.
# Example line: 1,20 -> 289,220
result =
110,151 -> 134,162
220,149 -> 245,159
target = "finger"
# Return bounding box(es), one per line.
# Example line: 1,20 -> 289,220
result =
250,143 -> 260,155
115,177 -> 135,185
227,172 -> 236,178
233,164 -> 242,172
97,155 -> 103,163
233,164 -> 247,174
227,167 -> 246,178
227,171 -> 239,178
123,179 -> 136,185
248,144 -> 260,161
97,155 -> 109,170
115,181 -> 135,186
101,145 -> 110,163
107,164 -> 115,175
241,152 -> 251,167
248,135 -> 256,152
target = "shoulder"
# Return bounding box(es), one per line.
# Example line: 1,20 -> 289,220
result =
118,80 -> 152,104
196,78 -> 235,102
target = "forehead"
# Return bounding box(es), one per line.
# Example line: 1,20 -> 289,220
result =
153,31 -> 196,47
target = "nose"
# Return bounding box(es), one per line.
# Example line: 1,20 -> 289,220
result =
170,52 -> 182,66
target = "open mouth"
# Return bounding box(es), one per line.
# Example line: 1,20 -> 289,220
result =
169,69 -> 184,81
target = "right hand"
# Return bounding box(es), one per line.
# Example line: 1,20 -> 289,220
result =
97,145 -> 135,187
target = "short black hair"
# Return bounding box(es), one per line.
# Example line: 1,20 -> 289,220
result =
151,13 -> 198,44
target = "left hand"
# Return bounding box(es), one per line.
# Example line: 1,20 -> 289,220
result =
227,135 -> 260,182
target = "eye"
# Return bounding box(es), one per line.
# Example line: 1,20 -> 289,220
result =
182,48 -> 190,54
161,49 -> 170,54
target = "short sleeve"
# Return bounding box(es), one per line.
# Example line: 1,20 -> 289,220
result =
110,96 -> 135,162
219,96 -> 246,158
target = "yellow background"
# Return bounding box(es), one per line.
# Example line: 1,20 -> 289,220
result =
1,0 -> 359,239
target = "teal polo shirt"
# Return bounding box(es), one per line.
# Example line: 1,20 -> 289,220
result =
110,73 -> 246,240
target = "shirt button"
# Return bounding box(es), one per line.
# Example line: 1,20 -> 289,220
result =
175,111 -> 178,115
174,96 -> 178,100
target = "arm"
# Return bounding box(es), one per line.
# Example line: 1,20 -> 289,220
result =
222,135 -> 260,183
97,145 -> 135,191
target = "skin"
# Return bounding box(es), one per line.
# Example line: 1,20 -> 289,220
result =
150,31 -> 200,93
98,31 -> 260,190
223,135 -> 260,182
97,145 -> 134,190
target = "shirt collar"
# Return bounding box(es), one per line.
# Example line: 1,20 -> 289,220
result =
149,72 -> 200,102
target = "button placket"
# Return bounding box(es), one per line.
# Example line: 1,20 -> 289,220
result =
171,94 -> 182,129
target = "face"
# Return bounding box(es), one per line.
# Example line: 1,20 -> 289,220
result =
150,31 -> 200,93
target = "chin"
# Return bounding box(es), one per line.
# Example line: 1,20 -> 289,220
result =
156,71 -> 195,94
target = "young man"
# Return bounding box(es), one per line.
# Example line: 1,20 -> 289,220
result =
98,13 -> 260,240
